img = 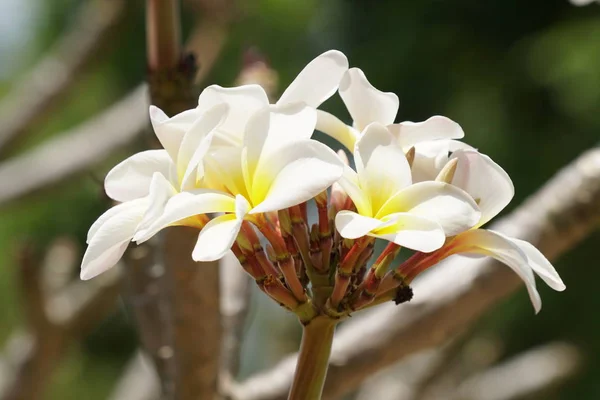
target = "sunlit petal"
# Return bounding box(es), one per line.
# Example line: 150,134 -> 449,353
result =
371,212 -> 445,252
277,50 -> 349,107
81,198 -> 147,280
388,116 -> 464,151
335,210 -> 385,239
193,214 -> 243,261
452,229 -> 542,313
450,150 -> 514,228
149,106 -> 202,161
315,110 -> 358,151
339,68 -> 399,131
377,181 -> 481,236
104,149 -> 175,202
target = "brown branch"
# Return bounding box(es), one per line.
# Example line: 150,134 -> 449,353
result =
452,342 -> 581,400
0,0 -> 126,156
0,85 -> 148,207
229,147 -> 600,400
1,244 -> 122,399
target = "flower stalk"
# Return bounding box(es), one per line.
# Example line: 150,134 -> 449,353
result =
288,317 -> 337,400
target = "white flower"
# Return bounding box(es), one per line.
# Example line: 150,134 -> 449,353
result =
134,105 -> 344,261
334,123 -> 481,252
426,150 -> 565,312
81,103 -> 230,280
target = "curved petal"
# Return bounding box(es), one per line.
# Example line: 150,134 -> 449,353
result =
315,110 -> 358,151
452,229 -> 542,313
371,212 -> 445,252
193,214 -> 243,261
490,231 -> 565,291
355,122 -> 411,213
388,116 -> 464,151
197,84 -> 269,142
249,139 -> 343,214
450,150 -> 514,228
87,200 -> 147,243
104,150 -> 175,202
339,68 -> 399,131
277,50 -> 349,107
81,198 -> 148,280
377,181 -> 481,236
137,173 -> 178,232
410,140 -> 451,183
150,106 -> 202,161
178,103 -> 229,189
133,190 -> 236,243
335,210 -> 385,239
337,165 -> 371,216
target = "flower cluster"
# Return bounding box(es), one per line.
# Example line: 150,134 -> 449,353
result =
82,50 -> 564,315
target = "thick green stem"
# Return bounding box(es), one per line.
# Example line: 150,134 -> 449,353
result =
288,317 -> 337,400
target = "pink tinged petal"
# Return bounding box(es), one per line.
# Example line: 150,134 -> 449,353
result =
490,231 -> 566,291
197,84 -> 269,142
177,103 -> 229,189
452,229 -> 542,313
370,212 -> 446,252
388,116 -> 465,151
104,149 -> 175,202
192,214 -> 243,261
315,110 -> 358,151
337,165 -> 372,217
249,139 -> 344,214
277,50 -> 349,107
150,106 -> 202,161
354,122 -> 411,212
133,190 -> 236,243
81,198 -> 148,280
451,150 -> 514,228
137,173 -> 178,233
339,68 -> 399,131
377,181 -> 481,236
335,210 -> 385,239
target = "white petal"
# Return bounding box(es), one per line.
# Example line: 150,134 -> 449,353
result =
337,165 -> 372,217
81,199 -> 147,280
377,181 -> 481,236
410,140 -> 452,182
354,122 -> 411,213
335,210 -> 385,239
450,150 -> 514,228
87,200 -> 146,243
277,50 -> 349,107
315,110 -> 358,151
137,173 -> 178,232
104,150 -> 175,202
193,214 -> 242,261
243,104 -> 317,174
370,212 -> 445,252
197,84 -> 269,142
388,116 -> 464,151
339,68 -> 399,131
178,103 -> 229,189
133,190 -> 236,243
453,229 -> 542,313
250,139 -> 343,214
150,106 -> 202,161
491,231 -> 566,291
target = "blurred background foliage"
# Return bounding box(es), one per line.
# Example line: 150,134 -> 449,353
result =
0,0 -> 598,398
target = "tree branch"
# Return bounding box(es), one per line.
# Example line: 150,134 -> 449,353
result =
0,85 -> 148,207
229,147 -> 600,400
0,0 -> 126,156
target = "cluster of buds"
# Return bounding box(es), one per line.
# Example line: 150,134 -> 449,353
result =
81,50 -> 564,322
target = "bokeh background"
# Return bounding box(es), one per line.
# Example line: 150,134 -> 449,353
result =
0,0 -> 598,399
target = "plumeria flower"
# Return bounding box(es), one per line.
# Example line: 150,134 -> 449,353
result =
81,103 -> 230,280
408,149 -> 565,312
134,105 -> 344,261
335,122 -> 481,252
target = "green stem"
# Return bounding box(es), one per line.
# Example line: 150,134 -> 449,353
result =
288,317 -> 337,400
